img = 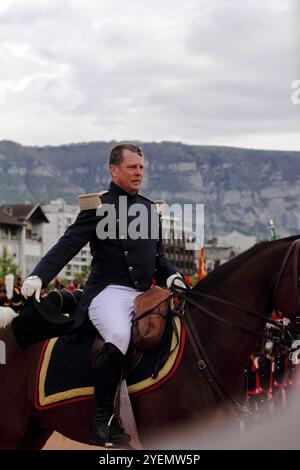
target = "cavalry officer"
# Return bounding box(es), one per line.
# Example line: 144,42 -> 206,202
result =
21,143 -> 185,447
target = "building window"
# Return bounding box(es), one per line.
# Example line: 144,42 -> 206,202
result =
1,227 -> 9,239
11,227 -> 19,240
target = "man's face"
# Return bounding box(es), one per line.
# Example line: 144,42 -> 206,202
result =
110,150 -> 144,195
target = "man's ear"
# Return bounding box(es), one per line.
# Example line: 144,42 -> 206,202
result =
109,164 -> 118,177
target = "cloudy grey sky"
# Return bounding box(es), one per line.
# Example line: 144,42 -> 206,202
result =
0,0 -> 299,150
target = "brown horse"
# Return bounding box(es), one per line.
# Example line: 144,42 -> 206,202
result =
0,235 -> 299,450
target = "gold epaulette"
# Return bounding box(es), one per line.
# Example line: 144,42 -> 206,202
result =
77,190 -> 109,211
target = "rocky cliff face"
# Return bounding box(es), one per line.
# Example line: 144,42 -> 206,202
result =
0,140 -> 299,239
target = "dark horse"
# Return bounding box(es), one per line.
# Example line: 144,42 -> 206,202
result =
0,235 -> 299,450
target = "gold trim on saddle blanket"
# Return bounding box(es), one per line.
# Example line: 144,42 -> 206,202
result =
38,338 -> 94,406
37,317 -> 182,407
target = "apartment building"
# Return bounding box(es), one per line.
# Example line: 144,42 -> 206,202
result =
42,199 -> 92,281
0,204 -> 49,278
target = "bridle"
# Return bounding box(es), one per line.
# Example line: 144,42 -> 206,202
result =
171,238 -> 300,417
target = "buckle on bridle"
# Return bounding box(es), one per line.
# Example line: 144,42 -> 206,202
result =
272,336 -> 280,343
198,360 -> 206,370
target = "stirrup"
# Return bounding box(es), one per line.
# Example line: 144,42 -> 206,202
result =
104,414 -> 115,448
91,413 -> 129,448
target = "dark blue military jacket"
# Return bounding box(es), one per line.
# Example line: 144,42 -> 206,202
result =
32,181 -> 178,328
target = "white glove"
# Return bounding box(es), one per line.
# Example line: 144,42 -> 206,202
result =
290,340 -> 300,365
21,275 -> 43,302
166,273 -> 187,290
0,306 -> 18,329
5,274 -> 14,300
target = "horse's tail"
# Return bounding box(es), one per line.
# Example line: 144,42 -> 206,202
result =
0,307 -> 17,329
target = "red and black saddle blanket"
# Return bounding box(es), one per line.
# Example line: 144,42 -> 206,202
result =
35,316 -> 185,410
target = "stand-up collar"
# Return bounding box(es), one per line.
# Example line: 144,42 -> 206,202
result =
109,181 -> 138,202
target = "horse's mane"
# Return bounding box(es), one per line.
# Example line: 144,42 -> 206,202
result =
193,234 -> 300,292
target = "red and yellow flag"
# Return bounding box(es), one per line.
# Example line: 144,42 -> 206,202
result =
197,246 -> 207,282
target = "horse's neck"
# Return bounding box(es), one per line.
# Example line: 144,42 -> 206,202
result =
190,298 -> 269,399
190,246 -> 282,398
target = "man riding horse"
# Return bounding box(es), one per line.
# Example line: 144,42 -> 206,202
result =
21,143 -> 186,447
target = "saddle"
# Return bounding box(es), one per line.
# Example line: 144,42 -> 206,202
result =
132,286 -> 171,350
90,285 -> 171,370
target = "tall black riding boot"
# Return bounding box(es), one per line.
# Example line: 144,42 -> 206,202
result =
90,342 -> 130,447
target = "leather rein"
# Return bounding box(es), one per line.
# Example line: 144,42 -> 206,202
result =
172,239 -> 300,417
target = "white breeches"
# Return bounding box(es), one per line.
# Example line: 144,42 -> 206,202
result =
88,285 -> 142,355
